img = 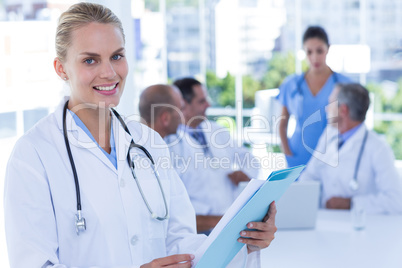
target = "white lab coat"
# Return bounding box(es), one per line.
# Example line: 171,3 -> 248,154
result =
299,125 -> 402,214
165,121 -> 260,215
4,98 -> 254,267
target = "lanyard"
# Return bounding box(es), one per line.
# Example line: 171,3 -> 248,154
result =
350,129 -> 369,191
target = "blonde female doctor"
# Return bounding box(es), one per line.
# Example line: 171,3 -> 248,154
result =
4,2 -> 277,268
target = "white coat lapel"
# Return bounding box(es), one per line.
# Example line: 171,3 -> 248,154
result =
72,118 -> 118,175
55,98 -> 118,175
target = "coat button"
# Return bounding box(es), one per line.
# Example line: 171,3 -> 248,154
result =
130,235 -> 138,246
120,179 -> 125,188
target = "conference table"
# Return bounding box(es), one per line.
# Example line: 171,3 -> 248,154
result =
261,209 -> 402,268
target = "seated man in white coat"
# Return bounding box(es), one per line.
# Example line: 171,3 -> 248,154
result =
170,77 -> 261,233
299,83 -> 402,214
139,84 -> 222,232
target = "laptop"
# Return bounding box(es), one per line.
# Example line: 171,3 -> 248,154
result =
275,181 -> 320,230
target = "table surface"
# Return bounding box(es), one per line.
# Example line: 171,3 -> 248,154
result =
261,209 -> 402,268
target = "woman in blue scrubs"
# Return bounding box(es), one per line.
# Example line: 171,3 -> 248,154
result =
277,26 -> 351,167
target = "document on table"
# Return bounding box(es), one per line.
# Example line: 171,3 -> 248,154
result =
193,165 -> 305,268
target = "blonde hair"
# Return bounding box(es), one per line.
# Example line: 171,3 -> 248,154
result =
55,2 -> 125,62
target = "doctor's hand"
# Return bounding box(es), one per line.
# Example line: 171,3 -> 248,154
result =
326,197 -> 351,209
238,201 -> 277,253
140,254 -> 194,268
228,170 -> 250,186
283,147 -> 293,156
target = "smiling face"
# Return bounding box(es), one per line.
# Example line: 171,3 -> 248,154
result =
304,37 -> 329,72
54,22 -> 128,109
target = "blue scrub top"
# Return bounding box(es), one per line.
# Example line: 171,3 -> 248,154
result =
277,72 -> 351,167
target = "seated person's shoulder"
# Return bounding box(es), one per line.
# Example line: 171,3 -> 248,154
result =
282,74 -> 300,85
335,72 -> 352,82
126,119 -> 152,136
13,112 -> 58,150
126,119 -> 167,149
200,120 -> 229,132
368,130 -> 392,151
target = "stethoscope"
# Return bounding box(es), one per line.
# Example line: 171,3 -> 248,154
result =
348,129 -> 369,191
62,101 -> 169,236
330,127 -> 368,191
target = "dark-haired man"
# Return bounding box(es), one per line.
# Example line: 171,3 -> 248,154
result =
169,77 -> 260,233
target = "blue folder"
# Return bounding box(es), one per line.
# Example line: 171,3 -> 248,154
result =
195,165 -> 305,268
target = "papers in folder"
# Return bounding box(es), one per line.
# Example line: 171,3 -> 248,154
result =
193,165 -> 305,268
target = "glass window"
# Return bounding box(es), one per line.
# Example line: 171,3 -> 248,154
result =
23,108 -> 49,133
0,112 -> 16,139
